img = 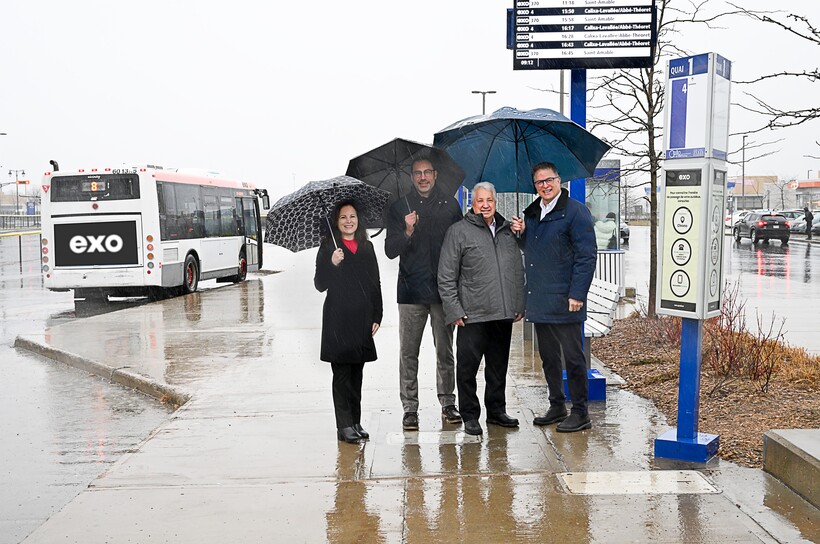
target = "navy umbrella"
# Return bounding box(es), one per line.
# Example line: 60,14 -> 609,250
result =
264,175 -> 390,252
346,137 -> 465,213
433,106 -> 611,197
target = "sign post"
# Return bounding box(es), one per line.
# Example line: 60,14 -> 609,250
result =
655,52 -> 731,462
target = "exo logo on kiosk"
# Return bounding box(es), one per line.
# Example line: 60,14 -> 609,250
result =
54,221 -> 139,267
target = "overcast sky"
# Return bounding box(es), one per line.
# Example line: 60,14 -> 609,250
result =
1,1 -> 818,202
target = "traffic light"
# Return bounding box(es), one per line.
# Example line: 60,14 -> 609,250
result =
16,179 -> 30,185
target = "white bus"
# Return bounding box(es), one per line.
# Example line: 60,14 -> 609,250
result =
40,165 -> 270,301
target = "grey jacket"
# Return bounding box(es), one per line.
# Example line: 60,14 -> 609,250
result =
437,210 -> 525,325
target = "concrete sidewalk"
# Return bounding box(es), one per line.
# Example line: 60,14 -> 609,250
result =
16,246 -> 820,543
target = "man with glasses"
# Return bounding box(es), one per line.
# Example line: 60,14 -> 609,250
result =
511,161 -> 597,432
386,157 -> 463,430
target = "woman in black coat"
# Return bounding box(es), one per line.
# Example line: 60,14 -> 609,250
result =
314,199 -> 383,444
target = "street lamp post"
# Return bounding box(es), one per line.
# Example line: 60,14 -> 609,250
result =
741,135 -> 747,210
471,90 -> 496,115
8,169 -> 25,215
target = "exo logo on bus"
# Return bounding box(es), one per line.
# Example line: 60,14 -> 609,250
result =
69,234 -> 124,254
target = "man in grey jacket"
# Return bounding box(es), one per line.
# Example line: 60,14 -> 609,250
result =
438,182 -> 525,436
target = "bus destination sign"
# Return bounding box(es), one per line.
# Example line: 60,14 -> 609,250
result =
513,0 -> 657,71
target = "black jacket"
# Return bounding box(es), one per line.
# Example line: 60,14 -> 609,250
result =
314,237 -> 383,364
384,186 -> 462,304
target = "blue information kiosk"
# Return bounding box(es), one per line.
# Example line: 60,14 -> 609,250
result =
655,53 -> 732,462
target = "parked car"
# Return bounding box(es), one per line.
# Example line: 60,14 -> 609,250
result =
789,211 -> 819,234
776,209 -> 804,220
725,210 -> 750,228
620,220 -> 630,243
733,212 -> 790,244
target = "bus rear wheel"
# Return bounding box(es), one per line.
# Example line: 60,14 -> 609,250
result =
182,254 -> 199,294
234,251 -> 247,282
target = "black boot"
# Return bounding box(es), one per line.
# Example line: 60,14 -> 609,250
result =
352,424 -> 369,440
337,427 -> 361,444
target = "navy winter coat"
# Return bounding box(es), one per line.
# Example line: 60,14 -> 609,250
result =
519,188 -> 597,324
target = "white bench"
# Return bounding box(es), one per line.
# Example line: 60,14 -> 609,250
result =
583,277 -> 621,368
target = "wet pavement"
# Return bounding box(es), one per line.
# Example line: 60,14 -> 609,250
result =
0,234 -> 174,544
14,241 -> 820,543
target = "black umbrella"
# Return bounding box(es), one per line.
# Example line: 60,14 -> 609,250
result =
264,175 -> 390,252
346,137 -> 465,212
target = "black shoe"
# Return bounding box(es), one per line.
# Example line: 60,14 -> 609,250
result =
352,424 -> 369,440
533,405 -> 568,426
464,419 -> 483,436
556,413 -> 592,433
442,405 -> 462,424
402,411 -> 419,431
337,427 -> 361,444
486,413 -> 519,427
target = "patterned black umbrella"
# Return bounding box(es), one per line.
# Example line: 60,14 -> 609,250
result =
264,175 -> 390,252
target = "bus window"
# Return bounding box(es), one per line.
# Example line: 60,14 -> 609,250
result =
174,183 -> 204,239
158,182 -> 181,240
51,174 -> 140,202
220,189 -> 239,236
243,197 -> 258,240
202,188 -> 220,237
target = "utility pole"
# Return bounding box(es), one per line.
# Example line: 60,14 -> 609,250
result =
8,169 -> 25,215
741,135 -> 747,210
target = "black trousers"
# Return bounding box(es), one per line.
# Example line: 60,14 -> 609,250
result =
535,322 -> 588,416
331,363 -> 364,429
456,320 -> 513,422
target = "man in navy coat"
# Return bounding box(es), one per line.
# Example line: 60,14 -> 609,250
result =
511,161 -> 597,432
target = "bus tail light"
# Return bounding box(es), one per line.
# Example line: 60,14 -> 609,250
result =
43,265 -> 50,273
42,256 -> 49,263
146,235 -> 154,242
147,262 -> 155,269
42,247 -> 48,254
147,244 -> 154,250
147,253 -> 154,260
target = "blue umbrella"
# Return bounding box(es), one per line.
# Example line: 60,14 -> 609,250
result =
433,106 -> 611,197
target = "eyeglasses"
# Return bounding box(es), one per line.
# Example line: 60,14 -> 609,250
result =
412,169 -> 436,178
534,176 -> 560,186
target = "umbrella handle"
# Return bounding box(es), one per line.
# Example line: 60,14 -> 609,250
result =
325,215 -> 338,249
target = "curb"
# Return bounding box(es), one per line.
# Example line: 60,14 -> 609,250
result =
763,429 -> 820,509
14,335 -> 191,407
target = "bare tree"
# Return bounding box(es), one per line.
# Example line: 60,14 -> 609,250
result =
771,178 -> 791,210
727,4 -> 819,156
585,0 -> 735,316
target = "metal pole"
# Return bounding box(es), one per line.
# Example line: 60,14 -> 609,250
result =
741,135 -> 747,209
569,69 -> 587,203
471,90 -> 496,115
677,318 -> 703,439
559,70 -> 565,115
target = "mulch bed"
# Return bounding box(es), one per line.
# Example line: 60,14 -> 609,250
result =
591,315 -> 820,468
